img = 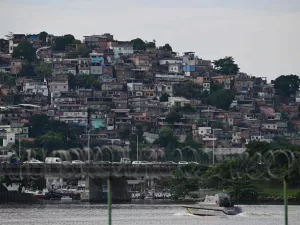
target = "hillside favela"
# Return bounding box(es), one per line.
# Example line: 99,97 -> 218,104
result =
0,31 -> 299,225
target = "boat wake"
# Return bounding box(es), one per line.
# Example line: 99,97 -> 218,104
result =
237,212 -> 283,218
173,211 -> 196,217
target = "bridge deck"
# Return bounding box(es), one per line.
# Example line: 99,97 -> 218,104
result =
0,164 -> 181,179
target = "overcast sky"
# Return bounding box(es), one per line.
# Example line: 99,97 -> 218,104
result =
1,0 -> 300,81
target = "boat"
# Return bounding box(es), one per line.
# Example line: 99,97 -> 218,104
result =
182,193 -> 242,216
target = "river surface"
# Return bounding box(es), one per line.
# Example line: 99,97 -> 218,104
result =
0,201 -> 299,225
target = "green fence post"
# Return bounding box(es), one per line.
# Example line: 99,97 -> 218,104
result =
108,176 -> 112,225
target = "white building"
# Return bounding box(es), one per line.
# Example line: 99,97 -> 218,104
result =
110,44 -> 133,60
246,135 -> 273,144
0,132 -> 15,147
168,64 -> 182,73
23,79 -> 48,97
168,97 -> 190,107
159,59 -> 182,65
198,127 -> 212,136
48,77 -> 68,92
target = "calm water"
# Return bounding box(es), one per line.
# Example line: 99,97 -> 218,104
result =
0,201 -> 299,225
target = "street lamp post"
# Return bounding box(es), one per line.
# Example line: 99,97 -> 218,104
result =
18,137 -> 21,159
213,129 -> 215,164
132,132 -> 139,161
87,129 -> 91,162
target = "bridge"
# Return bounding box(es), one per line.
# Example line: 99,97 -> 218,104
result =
0,164 -> 180,202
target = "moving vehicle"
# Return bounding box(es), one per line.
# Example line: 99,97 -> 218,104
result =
120,158 -> 131,164
71,160 -> 84,164
95,161 -> 111,165
45,157 -> 62,164
132,161 -> 151,165
23,159 -> 44,164
182,193 -> 242,216
178,161 -> 189,165
163,161 -> 176,165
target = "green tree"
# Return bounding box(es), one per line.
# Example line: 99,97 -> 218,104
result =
18,64 -> 36,77
180,104 -> 197,114
156,127 -> 177,148
146,40 -> 156,48
160,43 -> 172,51
160,93 -> 170,102
208,89 -> 233,110
53,34 -> 75,51
130,38 -> 146,51
213,56 -> 240,75
169,164 -> 210,199
35,131 -> 65,151
35,62 -> 52,79
273,75 -> 300,99
12,42 -> 36,62
165,110 -> 182,124
118,125 -> 132,140
246,140 -> 273,156
65,44 -> 91,58
173,81 -> 205,99
227,180 -> 259,203
27,114 -> 50,137
38,31 -> 48,46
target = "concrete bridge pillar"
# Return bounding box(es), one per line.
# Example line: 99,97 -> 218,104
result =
82,176 -> 130,203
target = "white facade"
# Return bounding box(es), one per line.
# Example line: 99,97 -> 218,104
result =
155,74 -> 185,80
168,64 -> 181,73
111,46 -> 133,59
9,39 -> 18,54
232,133 -> 241,143
168,97 -> 190,107
78,70 -> 90,75
198,127 -> 212,136
203,82 -> 210,92
23,80 -> 48,97
262,123 -> 277,130
0,125 -> 28,138
159,59 -> 182,65
246,136 -> 273,144
49,80 -> 68,92
2,133 -> 15,147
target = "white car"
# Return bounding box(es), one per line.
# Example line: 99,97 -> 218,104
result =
72,160 -> 84,164
178,161 -> 189,165
23,159 -> 44,164
132,161 -> 151,165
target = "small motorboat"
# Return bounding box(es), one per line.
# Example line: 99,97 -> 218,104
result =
182,193 -> 242,216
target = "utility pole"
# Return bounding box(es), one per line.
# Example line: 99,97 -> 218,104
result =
18,137 -> 21,159
284,175 -> 288,225
107,176 -> 112,225
212,129 -> 215,164
132,132 -> 139,161
87,129 -> 91,162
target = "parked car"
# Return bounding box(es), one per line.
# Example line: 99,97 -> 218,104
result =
94,161 -> 111,165
23,159 -> 44,164
45,157 -> 62,164
178,161 -> 189,165
71,160 -> 84,164
132,161 -> 151,165
163,161 -> 176,165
